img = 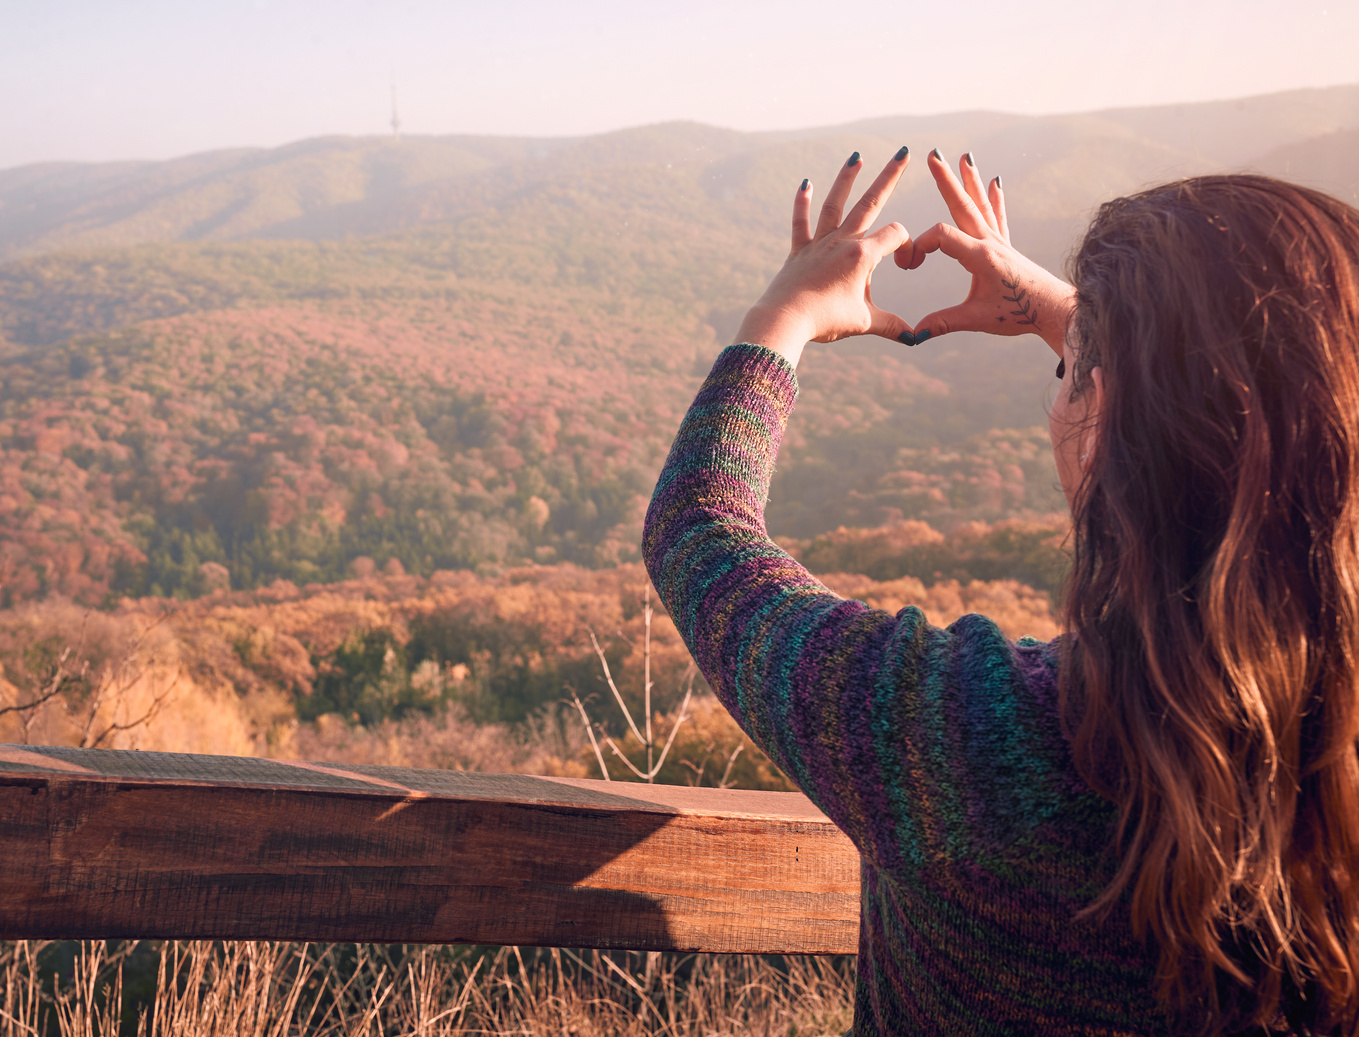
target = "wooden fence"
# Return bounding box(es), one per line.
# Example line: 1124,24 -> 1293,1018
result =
0,744 -> 860,955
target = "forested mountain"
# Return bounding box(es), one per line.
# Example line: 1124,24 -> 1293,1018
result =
1,84 -> 1356,605
3,84 -> 1356,262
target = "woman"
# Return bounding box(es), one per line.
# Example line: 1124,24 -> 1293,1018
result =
643,148 -> 1359,1035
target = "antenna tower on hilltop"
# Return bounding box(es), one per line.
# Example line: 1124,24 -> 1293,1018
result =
390,78 -> 402,140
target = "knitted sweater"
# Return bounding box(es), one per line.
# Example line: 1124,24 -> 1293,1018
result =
643,344 -> 1176,1036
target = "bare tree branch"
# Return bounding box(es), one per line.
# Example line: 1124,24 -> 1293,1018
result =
601,683 -> 691,782
649,685 -> 692,775
0,682 -> 64,720
575,591 -> 697,784
718,743 -> 746,789
0,615 -> 92,742
569,688 -> 611,782
587,630 -> 646,746
84,666 -> 181,749
602,734 -> 653,781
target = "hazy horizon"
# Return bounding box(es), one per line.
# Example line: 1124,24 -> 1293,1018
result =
5,79 -> 1358,173
4,0 -> 1355,168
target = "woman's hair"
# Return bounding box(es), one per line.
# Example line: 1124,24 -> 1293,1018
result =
1063,174 -> 1359,1034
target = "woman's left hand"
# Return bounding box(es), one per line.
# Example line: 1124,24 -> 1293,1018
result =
901,150 -> 1075,357
735,148 -> 915,368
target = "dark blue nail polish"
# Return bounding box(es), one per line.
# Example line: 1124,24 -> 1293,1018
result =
898,331 -> 915,346
964,152 -> 975,167
895,146 -> 909,162
847,151 -> 861,166
800,178 -> 810,192
931,148 -> 942,161
994,174 -> 1003,190
914,329 -> 932,344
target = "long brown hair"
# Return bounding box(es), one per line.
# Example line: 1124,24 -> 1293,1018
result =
1063,175 -> 1359,1034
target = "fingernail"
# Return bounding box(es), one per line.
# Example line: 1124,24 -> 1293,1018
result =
994,174 -> 1003,190
800,178 -> 810,192
847,151 -> 861,166
914,329 -> 932,344
894,145 -> 909,162
931,148 -> 942,161
1055,357 -> 1065,379
964,152 -> 975,167
898,331 -> 915,347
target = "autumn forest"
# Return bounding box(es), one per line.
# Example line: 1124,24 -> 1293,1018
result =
1,85 -> 1356,780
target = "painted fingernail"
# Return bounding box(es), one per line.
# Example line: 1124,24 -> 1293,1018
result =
898,330 -> 915,346
800,178 -> 810,192
895,145 -> 909,162
1055,357 -> 1066,379
914,329 -> 932,344
964,152 -> 975,167
994,174 -> 1003,190
847,151 -> 861,166
931,148 -> 943,161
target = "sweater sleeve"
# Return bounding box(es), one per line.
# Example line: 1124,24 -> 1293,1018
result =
643,343 -> 975,872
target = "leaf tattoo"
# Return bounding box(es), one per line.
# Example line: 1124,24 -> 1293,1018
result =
1001,272 -> 1041,328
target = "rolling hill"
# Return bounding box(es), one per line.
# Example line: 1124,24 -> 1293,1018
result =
0,84 -> 1356,606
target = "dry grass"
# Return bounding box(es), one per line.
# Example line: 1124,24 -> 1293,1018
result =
0,940 -> 854,1037
280,704 -> 595,778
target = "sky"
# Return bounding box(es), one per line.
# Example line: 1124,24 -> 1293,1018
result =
2,0 -> 1355,169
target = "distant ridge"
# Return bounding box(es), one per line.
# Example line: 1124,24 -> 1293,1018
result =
1,83 -> 1355,262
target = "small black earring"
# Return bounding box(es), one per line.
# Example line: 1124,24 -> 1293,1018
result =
1055,357 -> 1066,380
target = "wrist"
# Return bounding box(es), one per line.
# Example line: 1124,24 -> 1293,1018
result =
1027,273 -> 1081,356
1035,278 -> 1078,356
734,304 -> 816,368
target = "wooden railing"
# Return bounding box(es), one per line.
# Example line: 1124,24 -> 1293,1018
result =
0,744 -> 859,955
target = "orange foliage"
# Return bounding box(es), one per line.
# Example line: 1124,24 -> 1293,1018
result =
0,560 -> 1057,782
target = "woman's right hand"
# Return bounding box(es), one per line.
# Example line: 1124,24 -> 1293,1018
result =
901,151 -> 1075,357
735,148 -> 915,369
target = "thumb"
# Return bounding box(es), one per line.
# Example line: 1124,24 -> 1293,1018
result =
893,238 -> 918,271
864,221 -> 910,260
912,303 -> 976,343
868,304 -> 917,347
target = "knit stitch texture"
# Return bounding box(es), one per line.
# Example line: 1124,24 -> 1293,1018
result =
643,344 -> 1179,1036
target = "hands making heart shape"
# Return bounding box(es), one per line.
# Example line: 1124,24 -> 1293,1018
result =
734,148 -> 1077,371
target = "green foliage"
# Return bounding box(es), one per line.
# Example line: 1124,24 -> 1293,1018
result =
305,629 -> 442,726
406,609 -> 618,726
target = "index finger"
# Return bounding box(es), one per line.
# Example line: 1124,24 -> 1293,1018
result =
841,146 -> 910,235
791,178 -> 813,251
927,149 -> 991,238
815,153 -> 865,239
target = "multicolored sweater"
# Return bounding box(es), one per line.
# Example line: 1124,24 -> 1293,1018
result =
643,344 -> 1177,1036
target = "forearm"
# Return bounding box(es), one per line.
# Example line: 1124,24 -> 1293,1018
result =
646,344 -> 994,874
643,343 -> 829,778
733,304 -> 815,370
643,344 -> 805,667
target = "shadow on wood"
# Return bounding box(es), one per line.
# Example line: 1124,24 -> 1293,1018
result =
0,745 -> 860,954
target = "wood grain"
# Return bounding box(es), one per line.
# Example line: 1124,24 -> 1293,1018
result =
0,745 -> 860,954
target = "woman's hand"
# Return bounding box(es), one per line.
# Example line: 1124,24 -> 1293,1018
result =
900,151 -> 1075,357
735,148 -> 915,368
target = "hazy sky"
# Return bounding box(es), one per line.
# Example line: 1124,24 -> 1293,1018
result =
2,0 -> 1355,168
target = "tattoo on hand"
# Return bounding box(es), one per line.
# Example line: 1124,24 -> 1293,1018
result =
1001,273 -> 1040,328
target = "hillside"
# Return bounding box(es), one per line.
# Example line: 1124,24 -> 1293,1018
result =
0,253 -> 1059,603
0,84 -> 1356,606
